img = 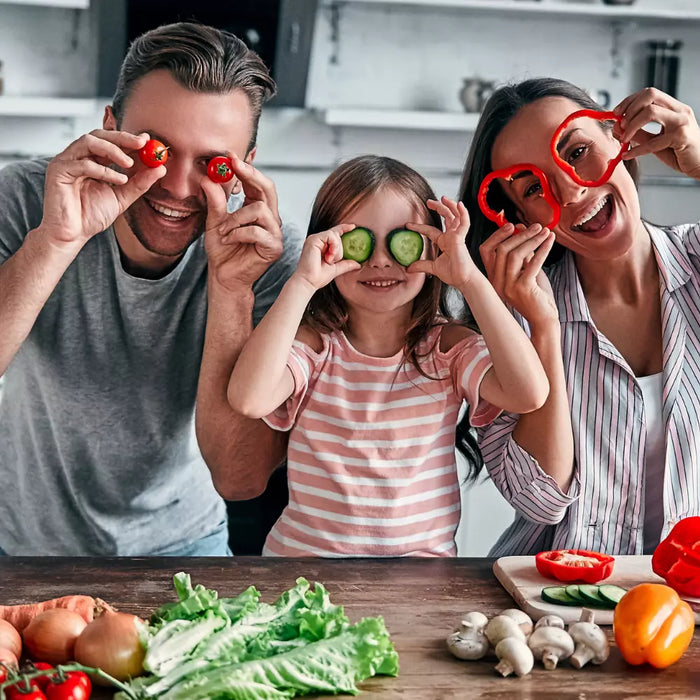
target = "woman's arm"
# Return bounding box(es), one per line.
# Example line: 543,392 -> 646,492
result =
478,222 -> 575,493
228,223 -> 359,419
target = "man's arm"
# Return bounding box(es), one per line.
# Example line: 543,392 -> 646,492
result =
195,280 -> 288,501
195,157 -> 293,500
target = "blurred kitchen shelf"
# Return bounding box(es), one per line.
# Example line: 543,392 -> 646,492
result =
0,0 -> 89,7
325,0 -> 700,21
0,96 -> 97,117
322,108 -> 481,131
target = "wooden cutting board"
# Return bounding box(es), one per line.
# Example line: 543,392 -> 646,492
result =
493,554 -> 700,625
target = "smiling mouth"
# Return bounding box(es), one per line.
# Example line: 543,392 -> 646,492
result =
361,280 -> 402,288
572,195 -> 613,233
148,200 -> 197,220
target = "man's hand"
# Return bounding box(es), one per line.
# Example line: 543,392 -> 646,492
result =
40,130 -> 165,251
202,156 -> 284,291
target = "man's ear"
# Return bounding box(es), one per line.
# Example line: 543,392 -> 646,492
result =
245,146 -> 257,165
103,105 -> 117,131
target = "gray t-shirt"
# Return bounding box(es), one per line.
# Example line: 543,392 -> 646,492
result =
0,159 -> 302,555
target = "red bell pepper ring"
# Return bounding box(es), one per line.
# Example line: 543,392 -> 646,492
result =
652,517 -> 700,598
550,109 -> 630,188
535,549 -> 615,583
477,163 -> 560,230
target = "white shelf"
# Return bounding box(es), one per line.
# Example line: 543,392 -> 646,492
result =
0,0 -> 89,7
322,108 -> 481,131
0,96 -> 98,117
326,0 -> 700,21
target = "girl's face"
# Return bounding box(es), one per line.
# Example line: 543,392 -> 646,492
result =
334,186 -> 428,316
491,96 -> 642,261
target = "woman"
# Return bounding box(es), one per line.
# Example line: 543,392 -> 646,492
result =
460,78 -> 700,555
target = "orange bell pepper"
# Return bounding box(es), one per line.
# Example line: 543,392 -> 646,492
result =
613,583 -> 695,668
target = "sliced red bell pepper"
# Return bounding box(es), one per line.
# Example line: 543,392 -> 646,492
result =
550,109 -> 630,188
535,549 -> 615,583
652,517 -> 700,598
477,162 -> 560,230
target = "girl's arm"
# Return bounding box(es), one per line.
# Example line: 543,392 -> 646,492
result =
478,222 -> 574,493
409,197 -> 549,414
227,223 -> 359,419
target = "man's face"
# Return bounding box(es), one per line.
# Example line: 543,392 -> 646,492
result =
104,69 -> 256,259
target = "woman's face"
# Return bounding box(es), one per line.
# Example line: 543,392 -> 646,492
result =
491,96 -> 642,261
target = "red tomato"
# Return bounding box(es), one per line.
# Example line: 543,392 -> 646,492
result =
207,156 -> 234,183
29,663 -> 55,691
138,139 -> 169,168
6,686 -> 47,700
45,672 -> 91,700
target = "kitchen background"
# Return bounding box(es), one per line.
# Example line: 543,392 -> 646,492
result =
0,0 -> 698,555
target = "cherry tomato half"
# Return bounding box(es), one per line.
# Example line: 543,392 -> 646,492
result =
138,139 -> 169,168
45,671 -> 91,700
207,156 -> 234,183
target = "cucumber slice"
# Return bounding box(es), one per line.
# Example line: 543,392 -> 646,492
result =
598,584 -> 627,607
541,586 -> 580,606
578,584 -> 608,607
387,229 -> 424,266
564,584 -> 588,605
341,227 -> 375,263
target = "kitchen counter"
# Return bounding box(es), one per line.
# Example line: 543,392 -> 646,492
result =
1,557 -> 699,698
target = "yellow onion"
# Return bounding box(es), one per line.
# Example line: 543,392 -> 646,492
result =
0,619 -> 22,659
0,646 -> 18,671
22,608 -> 87,664
74,611 -> 146,682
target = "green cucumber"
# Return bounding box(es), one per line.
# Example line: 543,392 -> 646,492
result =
564,584 -> 588,605
541,586 -> 580,606
342,227 -> 375,263
598,584 -> 628,606
387,229 -> 424,266
577,584 -> 608,606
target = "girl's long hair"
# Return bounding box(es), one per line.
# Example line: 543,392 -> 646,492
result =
305,155 -> 483,476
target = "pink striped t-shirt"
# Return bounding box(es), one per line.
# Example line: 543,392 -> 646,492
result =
262,325 -> 500,557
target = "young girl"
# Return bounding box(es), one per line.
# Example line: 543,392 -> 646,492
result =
228,155 -> 549,557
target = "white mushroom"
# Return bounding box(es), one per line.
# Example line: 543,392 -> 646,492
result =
494,637 -> 534,677
534,614 -> 565,630
528,626 -> 575,670
485,614 -> 526,647
446,612 -> 490,660
498,608 -> 534,637
567,608 -> 610,668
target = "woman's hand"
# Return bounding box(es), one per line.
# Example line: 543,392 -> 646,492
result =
292,225 -> 361,292
407,196 -> 477,287
614,87 -> 700,180
479,222 -> 559,327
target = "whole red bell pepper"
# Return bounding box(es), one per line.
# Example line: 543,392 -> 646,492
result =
477,162 -> 560,230
550,109 -> 630,188
535,549 -> 615,583
652,517 -> 700,598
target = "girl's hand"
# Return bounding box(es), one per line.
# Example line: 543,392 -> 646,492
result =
407,196 -> 477,287
293,224 -> 361,291
614,87 -> 700,180
479,222 -> 559,326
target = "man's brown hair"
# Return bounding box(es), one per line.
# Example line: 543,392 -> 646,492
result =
111,22 -> 276,152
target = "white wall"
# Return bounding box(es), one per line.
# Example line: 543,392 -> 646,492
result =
1,0 -> 700,554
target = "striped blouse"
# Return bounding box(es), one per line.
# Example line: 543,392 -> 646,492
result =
481,221 -> 700,556
262,325 -> 499,557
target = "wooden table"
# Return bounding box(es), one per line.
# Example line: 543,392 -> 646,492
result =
2,557 -> 699,699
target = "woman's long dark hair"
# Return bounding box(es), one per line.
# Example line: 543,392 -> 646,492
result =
454,77 -> 639,482
305,155 -> 483,473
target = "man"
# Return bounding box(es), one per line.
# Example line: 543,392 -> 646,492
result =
0,22 -> 300,555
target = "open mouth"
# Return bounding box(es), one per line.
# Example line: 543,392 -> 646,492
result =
572,195 -> 613,234
361,280 -> 402,289
147,200 -> 197,222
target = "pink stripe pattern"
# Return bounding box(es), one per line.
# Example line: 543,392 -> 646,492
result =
263,325 -> 499,556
